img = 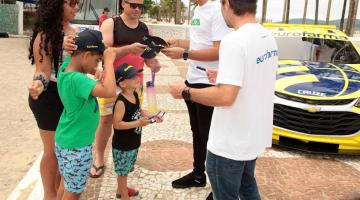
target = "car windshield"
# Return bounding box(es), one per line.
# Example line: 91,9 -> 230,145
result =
74,0 -> 119,22
274,36 -> 360,64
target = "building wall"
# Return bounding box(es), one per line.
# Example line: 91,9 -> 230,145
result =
148,24 -> 190,40
0,4 -> 18,34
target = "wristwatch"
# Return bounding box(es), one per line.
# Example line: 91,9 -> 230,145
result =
182,86 -> 191,101
182,49 -> 189,60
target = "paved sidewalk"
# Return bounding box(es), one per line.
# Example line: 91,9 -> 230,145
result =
7,53 -> 360,200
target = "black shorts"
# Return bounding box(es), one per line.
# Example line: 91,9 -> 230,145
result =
28,81 -> 63,131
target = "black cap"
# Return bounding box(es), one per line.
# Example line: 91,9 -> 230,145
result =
75,30 -> 106,53
140,35 -> 168,59
115,63 -> 143,84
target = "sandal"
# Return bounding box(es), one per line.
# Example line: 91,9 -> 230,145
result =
89,164 -> 105,178
115,187 -> 139,198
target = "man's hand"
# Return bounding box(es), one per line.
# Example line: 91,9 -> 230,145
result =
128,42 -> 147,54
207,68 -> 218,84
166,38 -> 179,47
168,81 -> 186,99
145,58 -> 161,73
161,47 -> 184,59
28,80 -> 44,100
63,35 -> 77,54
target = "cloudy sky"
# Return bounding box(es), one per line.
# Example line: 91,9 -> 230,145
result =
180,0 -> 359,22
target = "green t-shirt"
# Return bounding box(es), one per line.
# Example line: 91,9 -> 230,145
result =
55,56 -> 99,149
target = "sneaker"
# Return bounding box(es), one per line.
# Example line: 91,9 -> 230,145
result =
115,187 -> 139,199
206,192 -> 213,200
172,172 -> 206,188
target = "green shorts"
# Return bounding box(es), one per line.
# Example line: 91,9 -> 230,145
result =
112,148 -> 138,176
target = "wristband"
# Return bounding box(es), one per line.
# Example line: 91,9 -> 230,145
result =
182,86 -> 191,101
33,74 -> 49,91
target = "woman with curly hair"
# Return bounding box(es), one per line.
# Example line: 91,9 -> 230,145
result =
28,0 -> 79,199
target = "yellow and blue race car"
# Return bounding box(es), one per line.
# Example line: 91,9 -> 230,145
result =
264,23 -> 360,154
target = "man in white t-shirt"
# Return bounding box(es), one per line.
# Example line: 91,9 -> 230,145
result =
169,0 -> 278,199
162,0 -> 230,197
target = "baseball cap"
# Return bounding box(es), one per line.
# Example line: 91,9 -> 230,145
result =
140,34 -> 168,59
74,29 -> 106,53
115,63 -> 143,84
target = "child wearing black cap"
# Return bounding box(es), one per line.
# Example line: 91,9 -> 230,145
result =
55,29 -> 117,199
112,63 -> 164,200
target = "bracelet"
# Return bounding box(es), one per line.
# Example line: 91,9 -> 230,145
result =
33,74 -> 49,91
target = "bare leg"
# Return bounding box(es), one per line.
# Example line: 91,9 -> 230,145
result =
56,177 -> 64,200
39,129 -> 59,200
91,115 -> 113,176
61,190 -> 80,200
117,176 -> 129,200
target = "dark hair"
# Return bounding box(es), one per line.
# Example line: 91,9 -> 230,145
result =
72,51 -> 103,57
103,7 -> 110,13
28,0 -> 64,77
227,0 -> 257,16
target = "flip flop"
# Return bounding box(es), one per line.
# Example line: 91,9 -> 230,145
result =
89,164 -> 105,178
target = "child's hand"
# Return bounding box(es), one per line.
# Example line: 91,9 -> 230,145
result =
94,69 -> 104,82
207,69 -> 218,84
28,80 -> 44,100
145,58 -> 161,73
104,47 -> 116,63
63,35 -> 77,54
138,117 -> 151,127
153,116 -> 164,123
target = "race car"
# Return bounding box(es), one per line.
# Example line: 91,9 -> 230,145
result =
264,23 -> 360,154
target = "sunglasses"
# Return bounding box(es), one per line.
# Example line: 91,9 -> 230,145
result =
124,0 -> 144,10
64,0 -> 81,8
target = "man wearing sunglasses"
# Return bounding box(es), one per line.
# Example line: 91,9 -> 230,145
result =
161,0 -> 231,199
90,0 -> 160,197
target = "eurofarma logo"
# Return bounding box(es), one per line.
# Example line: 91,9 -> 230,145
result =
256,50 -> 278,64
272,31 -> 348,41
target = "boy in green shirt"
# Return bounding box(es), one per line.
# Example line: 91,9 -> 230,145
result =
55,29 -> 117,200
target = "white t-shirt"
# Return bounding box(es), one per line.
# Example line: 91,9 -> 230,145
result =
187,0 -> 231,84
207,23 -> 279,161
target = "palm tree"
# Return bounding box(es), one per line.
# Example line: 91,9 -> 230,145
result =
175,0 -> 181,24
286,0 -> 290,23
326,0 -> 332,24
282,0 -> 287,23
314,0 -> 319,24
261,0 -> 267,23
346,0 -> 359,36
340,0 -> 347,31
282,0 -> 290,23
302,0 -> 308,24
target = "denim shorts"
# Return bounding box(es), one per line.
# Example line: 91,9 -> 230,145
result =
112,148 -> 138,176
55,145 -> 93,194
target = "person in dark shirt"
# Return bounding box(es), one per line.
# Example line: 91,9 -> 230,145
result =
112,63 -> 163,199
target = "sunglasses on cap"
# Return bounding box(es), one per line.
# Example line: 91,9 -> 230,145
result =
124,0 -> 144,10
64,0 -> 81,8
